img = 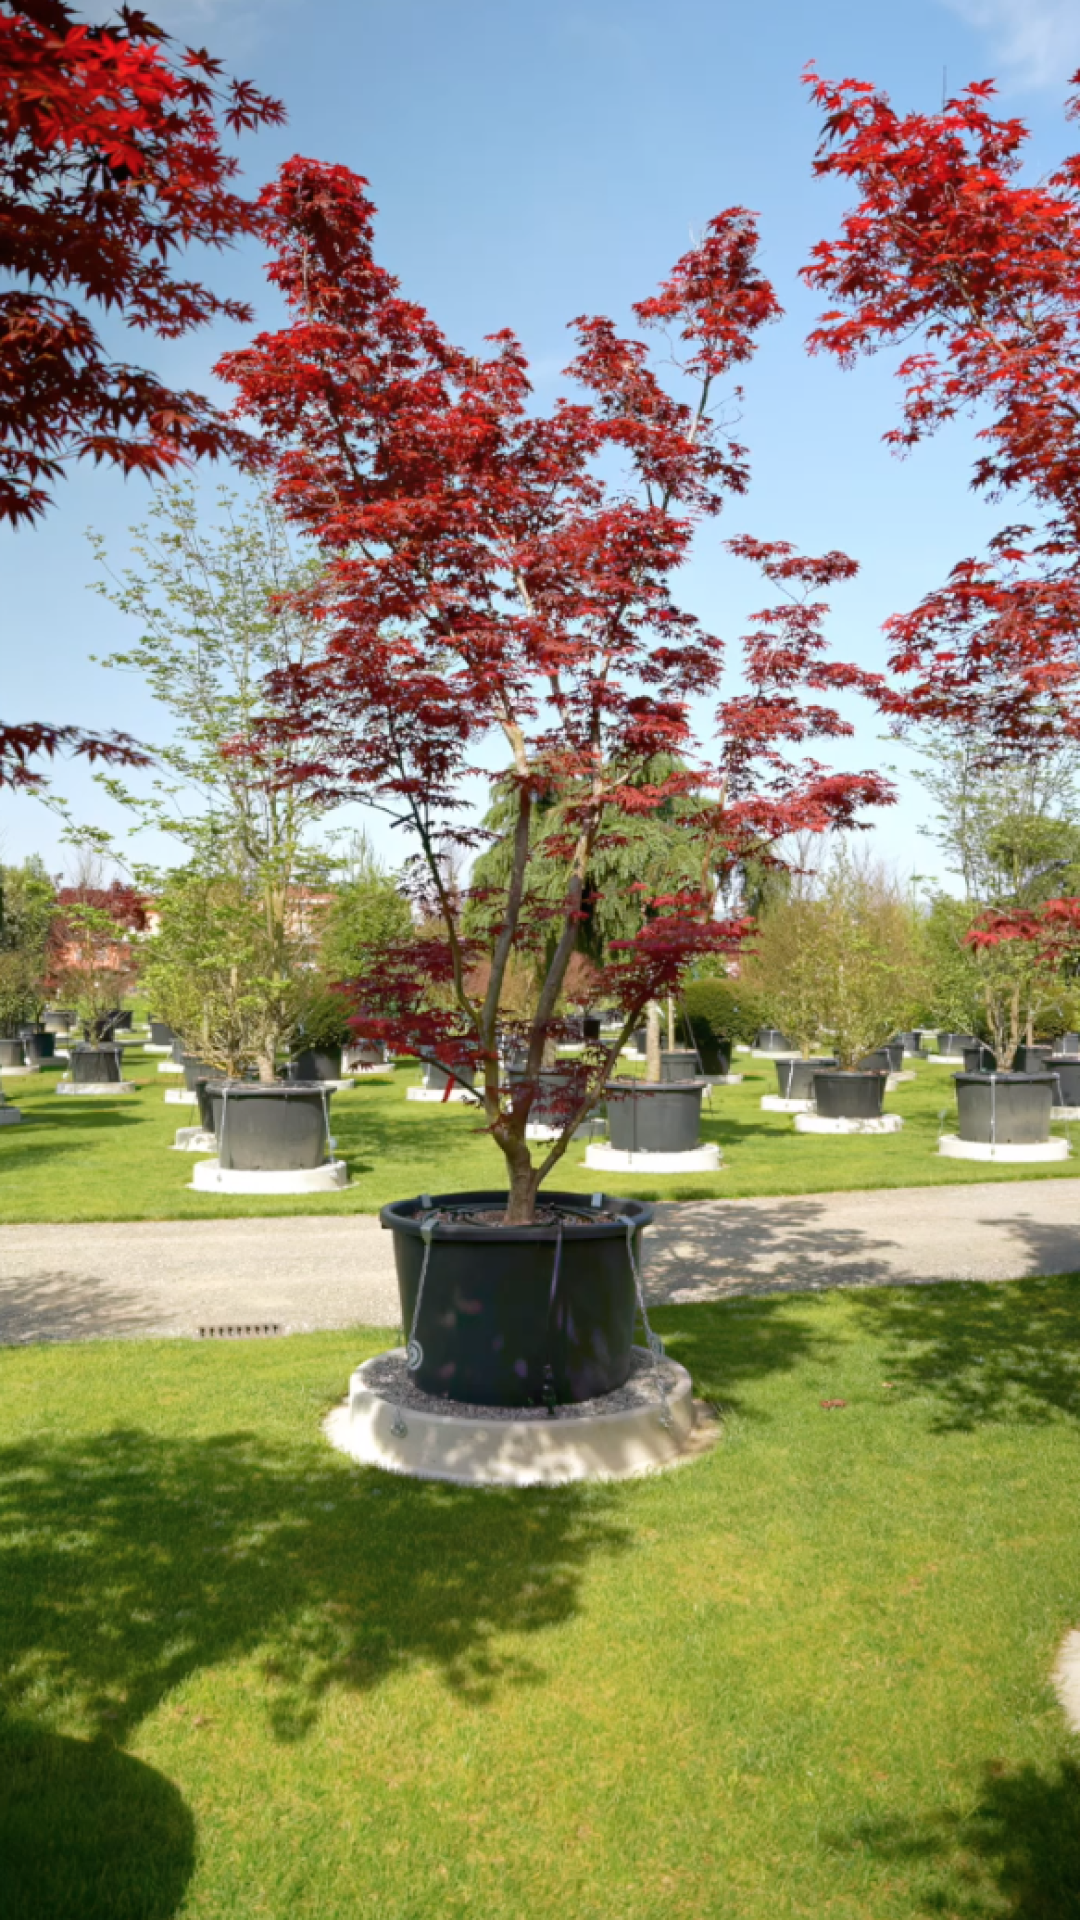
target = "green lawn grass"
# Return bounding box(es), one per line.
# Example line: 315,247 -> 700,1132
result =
4,1280 -> 1080,1917
2,1045 -> 1080,1223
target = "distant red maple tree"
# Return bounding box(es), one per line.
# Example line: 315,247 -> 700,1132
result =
221,159 -> 893,1220
0,0 -> 283,787
802,65 -> 1080,750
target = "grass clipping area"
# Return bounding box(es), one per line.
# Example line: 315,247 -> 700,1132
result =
4,1046 -> 1080,1221
3,1281 -> 1080,1917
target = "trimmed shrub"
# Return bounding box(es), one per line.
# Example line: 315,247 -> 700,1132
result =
679,978 -> 766,1049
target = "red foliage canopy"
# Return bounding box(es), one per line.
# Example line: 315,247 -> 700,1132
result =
220,159 -> 892,1210
966,895 -> 1080,966
803,66 -> 1080,748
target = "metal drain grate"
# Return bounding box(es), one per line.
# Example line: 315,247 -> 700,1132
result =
197,1323 -> 284,1340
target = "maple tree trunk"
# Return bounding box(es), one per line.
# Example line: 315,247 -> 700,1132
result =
503,1135 -> 541,1226
667,995 -> 676,1049
645,1001 -> 662,1081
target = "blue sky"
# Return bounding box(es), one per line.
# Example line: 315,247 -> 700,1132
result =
5,0 -> 1080,887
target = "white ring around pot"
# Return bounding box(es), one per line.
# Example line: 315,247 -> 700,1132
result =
188,1157 -> 350,1193
584,1143 -> 722,1173
794,1114 -> 904,1135
938,1135 -> 1068,1162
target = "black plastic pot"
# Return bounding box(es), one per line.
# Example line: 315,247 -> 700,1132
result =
776,1055 -> 838,1099
215,1082 -> 332,1171
421,1059 -> 476,1093
112,1010 -> 132,1031
858,1044 -> 903,1073
71,1044 -> 121,1085
582,1016 -> 601,1044
17,1022 -> 44,1038
180,1053 -> 214,1091
22,1031 -> 56,1063
350,1040 -> 387,1066
962,1043 -> 997,1073
955,1071 -> 1054,1145
42,1011 -> 68,1034
811,1070 -> 886,1120
380,1189 -> 651,1407
507,1066 -> 576,1129
289,1046 -> 342,1083
695,1035 -> 732,1077
1013,1043 -> 1053,1073
605,1078 -> 705,1152
0,1038 -> 24,1068
1050,1057 -> 1080,1106
1054,1032 -> 1080,1058
198,1078 -> 229,1133
937,1032 -> 978,1055
755,1027 -> 793,1053
895,1031 -> 924,1054
659,1048 -> 700,1083
632,1029 -> 647,1056
149,1021 -> 176,1048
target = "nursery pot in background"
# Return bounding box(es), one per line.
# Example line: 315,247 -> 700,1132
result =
858,1044 -> 903,1073
694,1035 -> 732,1076
421,1059 -> 476,1093
894,1031 -> 923,1054
289,1045 -> 343,1083
507,1066 -> 576,1128
216,1083 -> 332,1172
811,1070 -> 886,1121
962,1043 -> 997,1073
181,1053 -> 214,1091
954,1072 -> 1054,1145
350,1040 -> 387,1066
149,1021 -> 176,1048
776,1056 -> 838,1100
1013,1043 -> 1053,1073
605,1078 -> 705,1153
1050,1057 -> 1080,1106
0,1039 -> 25,1068
380,1189 -> 651,1408
938,1031 -> 977,1056
582,1015 -> 601,1044
71,1044 -> 121,1085
22,1031 -> 56,1063
659,1049 -> 700,1083
755,1028 -> 793,1053
1054,1032 -> 1080,1057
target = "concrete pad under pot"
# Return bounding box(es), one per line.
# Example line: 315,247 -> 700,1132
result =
586,1078 -> 720,1172
190,1081 -> 347,1194
762,1055 -> 837,1113
939,1070 -> 1066,1162
381,1190 -> 651,1407
795,1069 -> 902,1136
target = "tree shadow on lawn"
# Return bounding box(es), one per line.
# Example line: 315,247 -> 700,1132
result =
0,1425 -> 633,1754
650,1294 -> 838,1419
834,1759 -> 1080,1918
849,1276 -> 1080,1432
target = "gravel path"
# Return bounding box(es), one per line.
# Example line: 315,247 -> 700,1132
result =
1,1178 -> 1079,1346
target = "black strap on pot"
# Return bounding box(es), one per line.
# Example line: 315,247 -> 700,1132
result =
619,1214 -> 673,1431
389,1209 -> 438,1439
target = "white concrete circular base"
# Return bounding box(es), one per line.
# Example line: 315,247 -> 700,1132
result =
889,1070 -> 917,1086
189,1156 -> 350,1194
57,1080 -> 137,1096
761,1095 -> 813,1114
0,1064 -> 38,1077
584,1142 -> 722,1173
1054,1629 -> 1080,1733
164,1088 -> 198,1106
926,1053 -> 965,1066
325,1347 -> 701,1486
794,1112 -> 904,1135
348,1064 -> 394,1077
0,1107 -> 22,1124
53,1048 -> 70,1060
172,1125 -> 217,1152
145,1044 -> 174,1054
750,1048 -> 799,1061
938,1133 -> 1068,1163
157,1060 -> 184,1075
405,1086 -> 479,1104
706,1072 -> 743,1085
1053,1106 -> 1080,1121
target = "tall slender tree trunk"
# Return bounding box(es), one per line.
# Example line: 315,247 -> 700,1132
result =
646,1000 -> 662,1082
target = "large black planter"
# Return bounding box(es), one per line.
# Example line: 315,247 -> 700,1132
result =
180,1053 -> 214,1091
0,1038 -> 25,1068
694,1035 -> 732,1077
776,1055 -> 838,1099
582,1015 -> 601,1044
199,1078 -> 229,1133
755,1027 -> 793,1053
421,1059 -> 476,1093
895,1031 -> 924,1054
858,1044 -> 903,1073
380,1189 -> 651,1407
71,1044 -> 121,1085
659,1049 -> 700,1083
112,1010 -> 133,1031
955,1072 -> 1054,1145
149,1021 -> 176,1048
507,1066 -> 576,1128
632,1029 -> 647,1056
962,1043 -> 997,1073
22,1031 -> 55,1063
1013,1043 -> 1053,1073
937,1031 -> 978,1055
811,1070 -> 886,1120
215,1083 -> 332,1172
1050,1057 -> 1080,1106
42,1011 -> 70,1034
1054,1032 -> 1080,1058
605,1078 -> 705,1152
289,1046 -> 342,1083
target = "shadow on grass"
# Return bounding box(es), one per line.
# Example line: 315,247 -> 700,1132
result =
850,1276 -> 1080,1431
650,1294 -> 836,1417
0,1715 -> 195,1920
839,1759 -> 1080,1917
0,1425 -> 631,1752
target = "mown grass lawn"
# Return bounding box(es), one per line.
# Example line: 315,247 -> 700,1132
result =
4,1279 -> 1080,1918
3,1046 -> 1080,1222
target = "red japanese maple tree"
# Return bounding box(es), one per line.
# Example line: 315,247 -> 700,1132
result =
221,158 -> 892,1221
0,0 -> 283,788
802,65 -> 1080,749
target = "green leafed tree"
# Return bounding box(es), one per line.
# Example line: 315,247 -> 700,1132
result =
0,857 -> 56,1031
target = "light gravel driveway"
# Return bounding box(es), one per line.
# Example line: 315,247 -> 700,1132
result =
1,1178 -> 1079,1346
